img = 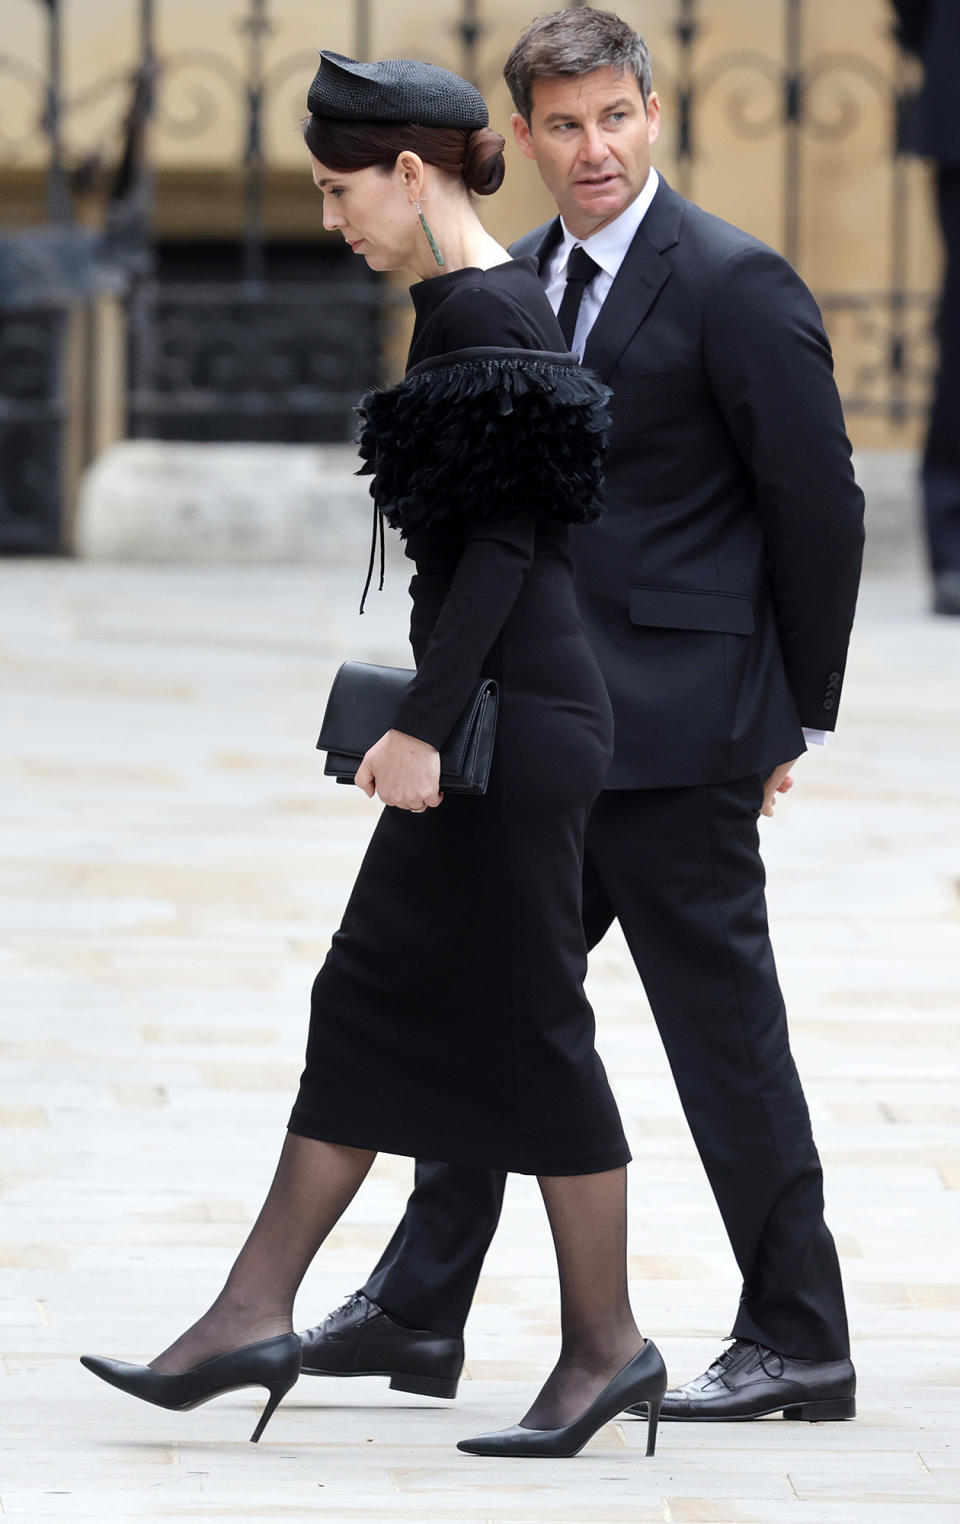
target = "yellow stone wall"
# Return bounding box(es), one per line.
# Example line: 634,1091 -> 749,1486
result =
3,0 -> 942,446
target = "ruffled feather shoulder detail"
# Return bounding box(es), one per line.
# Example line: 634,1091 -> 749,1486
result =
356,347 -> 612,536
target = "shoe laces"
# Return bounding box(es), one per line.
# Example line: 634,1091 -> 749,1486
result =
707,1339 -> 754,1376
323,1289 -> 369,1328
709,1339 -> 781,1383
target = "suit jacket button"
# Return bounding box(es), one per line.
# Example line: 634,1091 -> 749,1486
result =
823,697 -> 835,710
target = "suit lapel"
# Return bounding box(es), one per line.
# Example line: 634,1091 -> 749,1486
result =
583,178 -> 684,381
533,217 -> 563,272
508,217 -> 562,268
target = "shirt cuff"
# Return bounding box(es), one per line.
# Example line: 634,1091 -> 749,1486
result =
802,728 -> 828,747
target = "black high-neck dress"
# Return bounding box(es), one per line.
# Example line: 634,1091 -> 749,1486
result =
289,258 -> 629,1176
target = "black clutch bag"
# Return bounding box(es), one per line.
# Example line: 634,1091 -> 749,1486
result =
317,660 -> 499,797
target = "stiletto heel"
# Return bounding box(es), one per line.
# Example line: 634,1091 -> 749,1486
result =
80,1333 -> 302,1441
457,1339 -> 668,1458
250,1378 -> 296,1443
645,1394 -> 662,1457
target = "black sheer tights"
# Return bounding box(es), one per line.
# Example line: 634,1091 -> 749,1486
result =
521,1167 -> 644,1430
149,1140 -> 641,1433
149,1133 -> 375,1374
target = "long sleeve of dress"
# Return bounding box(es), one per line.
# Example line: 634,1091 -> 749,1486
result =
392,509 -> 535,749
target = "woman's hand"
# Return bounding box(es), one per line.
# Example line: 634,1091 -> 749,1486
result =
354,729 -> 443,812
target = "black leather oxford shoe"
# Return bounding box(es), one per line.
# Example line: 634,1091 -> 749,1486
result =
627,1339 -> 856,1422
298,1291 -> 464,1399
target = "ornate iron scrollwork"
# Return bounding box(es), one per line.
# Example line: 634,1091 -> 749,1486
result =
0,0 -> 943,552
666,0 -> 934,421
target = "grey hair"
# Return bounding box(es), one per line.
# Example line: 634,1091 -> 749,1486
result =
503,8 -> 653,122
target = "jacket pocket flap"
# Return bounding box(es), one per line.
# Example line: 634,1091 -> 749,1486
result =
629,586 -> 755,635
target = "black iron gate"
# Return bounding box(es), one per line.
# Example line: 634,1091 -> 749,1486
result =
0,0 -> 393,550
0,250 -> 71,553
1,0 -> 84,552
122,1 -> 386,446
0,0 -> 937,552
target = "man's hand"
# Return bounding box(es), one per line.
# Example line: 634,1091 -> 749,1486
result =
354,729 -> 443,812
761,757 -> 800,817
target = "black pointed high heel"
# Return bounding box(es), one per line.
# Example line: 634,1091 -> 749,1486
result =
80,1332 -> 302,1443
457,1339 -> 667,1458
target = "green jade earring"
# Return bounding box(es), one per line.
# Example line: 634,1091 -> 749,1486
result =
414,199 -> 445,268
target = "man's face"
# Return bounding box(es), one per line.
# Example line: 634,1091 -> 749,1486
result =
512,66 -> 659,240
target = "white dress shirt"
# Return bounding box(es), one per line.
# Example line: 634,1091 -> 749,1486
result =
544,168 -> 660,362
541,167 -> 826,751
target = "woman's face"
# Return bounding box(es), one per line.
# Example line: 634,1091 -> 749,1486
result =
310,154 -> 416,271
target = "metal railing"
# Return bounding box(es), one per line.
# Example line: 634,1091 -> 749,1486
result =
0,0 -> 937,549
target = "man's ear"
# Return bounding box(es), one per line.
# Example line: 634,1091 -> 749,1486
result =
645,91 -> 661,146
511,112 -> 537,162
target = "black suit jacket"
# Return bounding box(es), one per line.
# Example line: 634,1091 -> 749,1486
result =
893,1 -> 960,164
510,177 -> 864,790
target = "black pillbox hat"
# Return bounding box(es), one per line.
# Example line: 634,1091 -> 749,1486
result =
307,51 -> 489,132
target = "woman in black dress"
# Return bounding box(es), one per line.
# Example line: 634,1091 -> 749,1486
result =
81,52 -> 666,1459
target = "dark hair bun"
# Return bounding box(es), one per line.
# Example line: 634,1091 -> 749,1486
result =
463,127 -> 506,195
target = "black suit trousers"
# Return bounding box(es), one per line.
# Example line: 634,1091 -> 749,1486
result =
363,777 -> 850,1361
923,166 -> 960,574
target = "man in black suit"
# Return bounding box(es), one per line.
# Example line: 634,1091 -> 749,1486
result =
299,9 -> 864,1422
892,0 -> 960,615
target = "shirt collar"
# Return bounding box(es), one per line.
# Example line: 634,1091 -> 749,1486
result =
556,167 -> 660,280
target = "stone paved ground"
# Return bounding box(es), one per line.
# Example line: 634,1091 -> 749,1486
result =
1,558 -> 958,1524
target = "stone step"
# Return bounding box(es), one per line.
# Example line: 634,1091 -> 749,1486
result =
74,440 -> 926,573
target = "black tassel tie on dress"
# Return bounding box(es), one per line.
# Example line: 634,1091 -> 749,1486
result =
291,258 -> 628,1178
359,498 -> 386,615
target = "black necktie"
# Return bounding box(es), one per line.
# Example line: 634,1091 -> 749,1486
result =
557,245 -> 601,349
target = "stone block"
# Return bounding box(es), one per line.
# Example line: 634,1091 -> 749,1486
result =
74,440 -> 927,570
75,440 -> 372,563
